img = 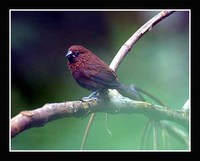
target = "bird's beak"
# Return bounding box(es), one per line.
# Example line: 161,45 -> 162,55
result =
65,50 -> 72,58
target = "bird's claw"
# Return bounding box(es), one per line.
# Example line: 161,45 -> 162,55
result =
81,90 -> 100,102
81,96 -> 98,102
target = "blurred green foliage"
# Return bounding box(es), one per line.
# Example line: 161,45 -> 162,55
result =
11,11 -> 189,150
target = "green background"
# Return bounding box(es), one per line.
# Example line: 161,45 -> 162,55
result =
11,10 -> 189,150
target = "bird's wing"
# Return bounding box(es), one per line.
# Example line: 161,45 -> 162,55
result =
82,59 -> 119,87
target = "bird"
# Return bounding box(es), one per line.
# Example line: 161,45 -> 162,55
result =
65,45 -> 164,105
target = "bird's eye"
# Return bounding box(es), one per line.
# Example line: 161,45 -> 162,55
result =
74,51 -> 80,56
66,51 -> 80,63
71,51 -> 80,58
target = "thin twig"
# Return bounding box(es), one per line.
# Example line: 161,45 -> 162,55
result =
161,122 -> 166,149
140,120 -> 152,149
105,113 -> 112,137
109,10 -> 175,71
152,120 -> 158,150
80,113 -> 96,150
160,121 -> 189,147
182,99 -> 190,112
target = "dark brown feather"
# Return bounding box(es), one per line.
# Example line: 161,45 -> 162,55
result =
66,45 -> 144,100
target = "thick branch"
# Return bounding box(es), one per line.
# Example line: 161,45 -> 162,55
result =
11,90 -> 188,138
11,101 -> 98,138
105,90 -> 188,127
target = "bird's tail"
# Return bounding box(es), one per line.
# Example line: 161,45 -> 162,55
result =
117,83 -> 165,106
117,83 -> 145,101
131,85 -> 165,106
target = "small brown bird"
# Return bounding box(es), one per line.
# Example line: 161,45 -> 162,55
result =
66,45 -> 163,104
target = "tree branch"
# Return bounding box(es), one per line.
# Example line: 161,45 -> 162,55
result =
11,90 -> 188,138
11,100 -> 98,138
109,10 -> 175,71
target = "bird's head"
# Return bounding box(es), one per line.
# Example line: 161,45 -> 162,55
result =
66,45 -> 90,64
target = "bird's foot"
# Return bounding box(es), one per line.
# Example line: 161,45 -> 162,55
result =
81,96 -> 98,102
81,90 -> 100,102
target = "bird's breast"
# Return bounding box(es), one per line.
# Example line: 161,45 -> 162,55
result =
68,60 -> 86,80
68,61 -> 80,74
